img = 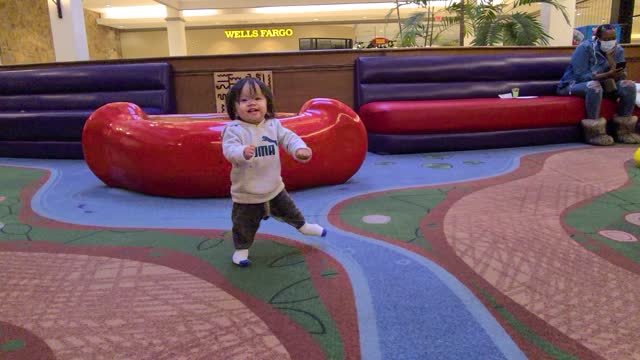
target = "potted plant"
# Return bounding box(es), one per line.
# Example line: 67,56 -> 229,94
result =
389,0 -> 570,46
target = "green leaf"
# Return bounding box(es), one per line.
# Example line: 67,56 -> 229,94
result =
270,251 -> 306,268
269,277 -> 318,304
504,12 -> 551,45
472,18 -> 504,45
321,269 -> 338,277
1,339 -> 25,352
440,0 -> 557,46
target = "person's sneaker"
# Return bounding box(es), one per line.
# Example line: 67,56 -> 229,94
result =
232,249 -> 250,267
298,223 -> 327,237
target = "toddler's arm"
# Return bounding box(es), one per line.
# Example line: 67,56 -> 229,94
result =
275,120 -> 311,162
243,145 -> 256,159
294,148 -> 312,162
222,126 -> 252,164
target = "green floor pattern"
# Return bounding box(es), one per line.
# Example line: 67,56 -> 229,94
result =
565,165 -> 640,264
337,182 -> 610,359
0,166 -> 344,360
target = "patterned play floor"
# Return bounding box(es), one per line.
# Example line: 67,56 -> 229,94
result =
1,143 -> 640,359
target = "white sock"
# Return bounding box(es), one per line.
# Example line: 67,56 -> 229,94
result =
232,249 -> 250,266
298,223 -> 327,237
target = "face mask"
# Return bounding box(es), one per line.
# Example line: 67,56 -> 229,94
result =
599,39 -> 616,52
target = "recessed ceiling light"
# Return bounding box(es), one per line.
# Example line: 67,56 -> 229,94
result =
183,9 -> 219,16
102,5 -> 166,19
254,2 -> 420,14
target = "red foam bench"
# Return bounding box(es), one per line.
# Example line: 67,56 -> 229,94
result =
82,98 -> 367,198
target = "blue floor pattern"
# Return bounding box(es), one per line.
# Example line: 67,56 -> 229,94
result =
0,143 -> 586,360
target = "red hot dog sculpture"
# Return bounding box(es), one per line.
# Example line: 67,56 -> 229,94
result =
82,98 -> 367,198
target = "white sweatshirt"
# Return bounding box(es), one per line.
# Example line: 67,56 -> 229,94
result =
222,118 -> 308,204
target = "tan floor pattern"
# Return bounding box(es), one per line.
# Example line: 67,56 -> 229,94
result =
0,251 -> 290,360
444,147 -> 640,360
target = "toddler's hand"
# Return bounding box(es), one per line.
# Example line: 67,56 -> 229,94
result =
243,145 -> 256,160
295,148 -> 312,161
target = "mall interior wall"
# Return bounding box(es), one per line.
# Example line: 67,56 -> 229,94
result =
168,46 -> 640,114
3,0 -> 638,65
5,45 -> 640,116
2,1 -> 640,116
0,0 -> 120,65
0,0 -> 55,65
120,25 -> 356,58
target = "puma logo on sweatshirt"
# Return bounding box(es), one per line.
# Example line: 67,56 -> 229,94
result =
255,144 -> 276,157
261,136 -> 278,145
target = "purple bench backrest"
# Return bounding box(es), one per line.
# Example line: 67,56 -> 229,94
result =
0,62 -> 175,113
354,54 -> 570,109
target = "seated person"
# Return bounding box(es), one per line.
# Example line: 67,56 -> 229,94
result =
557,24 -> 640,145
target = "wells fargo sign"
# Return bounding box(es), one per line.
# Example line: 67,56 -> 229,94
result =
224,28 -> 294,39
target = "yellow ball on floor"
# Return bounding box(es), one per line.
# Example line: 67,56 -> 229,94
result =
635,147 -> 640,166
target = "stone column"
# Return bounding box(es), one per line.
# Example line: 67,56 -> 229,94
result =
540,0 -> 576,46
48,0 -> 89,61
165,7 -> 187,56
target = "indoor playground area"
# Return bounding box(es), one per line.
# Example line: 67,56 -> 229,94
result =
2,30 -> 640,360
2,141 -> 640,359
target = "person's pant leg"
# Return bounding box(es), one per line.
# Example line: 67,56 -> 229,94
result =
232,202 -> 265,250
615,80 -> 637,116
269,190 -> 306,229
558,81 -> 603,119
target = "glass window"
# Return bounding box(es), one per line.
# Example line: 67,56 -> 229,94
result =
299,38 -> 353,50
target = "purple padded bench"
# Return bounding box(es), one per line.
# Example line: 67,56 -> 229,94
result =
0,62 -> 174,159
354,54 -> 633,154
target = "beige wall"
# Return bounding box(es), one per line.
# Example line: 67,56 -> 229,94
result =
0,1 -> 120,65
121,30 -> 170,59
0,0 -> 55,65
120,24 -> 355,58
85,9 -> 122,60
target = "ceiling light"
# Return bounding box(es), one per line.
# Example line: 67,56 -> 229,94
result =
101,5 -> 166,19
183,9 -> 219,17
254,2 -> 420,14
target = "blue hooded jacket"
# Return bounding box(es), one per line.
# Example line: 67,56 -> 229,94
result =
558,38 -> 625,89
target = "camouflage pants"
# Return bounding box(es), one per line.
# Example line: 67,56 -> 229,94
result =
231,190 -> 305,249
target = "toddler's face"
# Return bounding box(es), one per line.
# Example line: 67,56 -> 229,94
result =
235,84 -> 267,124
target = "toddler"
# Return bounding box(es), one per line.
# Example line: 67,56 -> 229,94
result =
222,77 -> 326,266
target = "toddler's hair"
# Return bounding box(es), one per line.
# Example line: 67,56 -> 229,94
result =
225,77 -> 276,120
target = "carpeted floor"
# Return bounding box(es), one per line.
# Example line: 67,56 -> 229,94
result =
1,143 -> 639,360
